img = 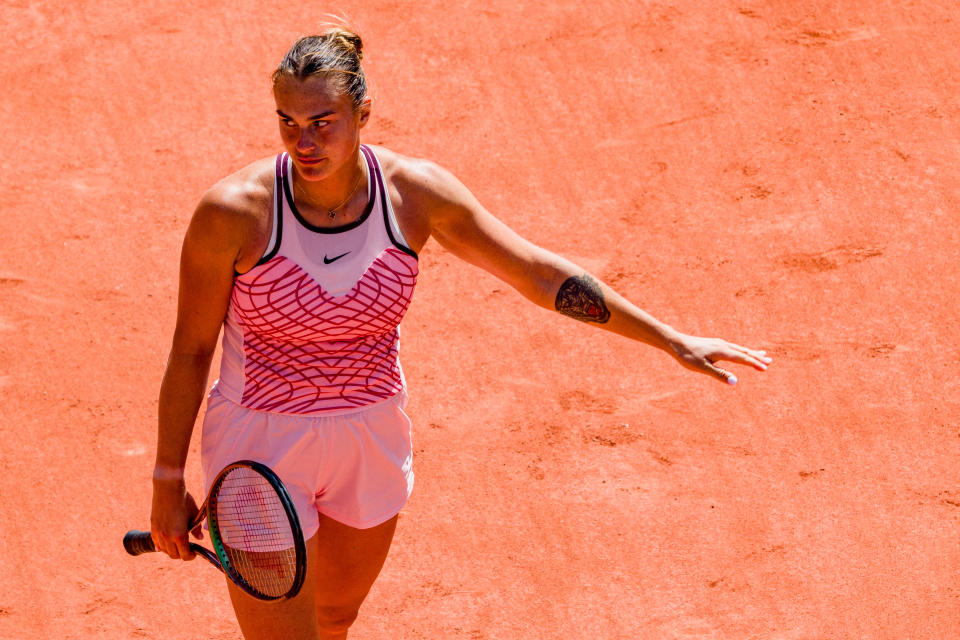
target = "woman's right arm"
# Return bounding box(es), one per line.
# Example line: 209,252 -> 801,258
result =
150,191 -> 248,561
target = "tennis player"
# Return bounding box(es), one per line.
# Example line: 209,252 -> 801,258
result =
149,27 -> 772,640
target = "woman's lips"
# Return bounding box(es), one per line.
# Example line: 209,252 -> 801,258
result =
296,156 -> 324,165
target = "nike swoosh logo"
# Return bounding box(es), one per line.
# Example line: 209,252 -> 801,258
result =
323,252 -> 350,264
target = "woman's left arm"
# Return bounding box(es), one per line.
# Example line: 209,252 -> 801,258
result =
411,160 -> 772,385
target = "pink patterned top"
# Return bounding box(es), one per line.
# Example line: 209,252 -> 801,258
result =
214,146 -> 419,415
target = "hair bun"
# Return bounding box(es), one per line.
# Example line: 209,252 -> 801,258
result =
274,27 -> 369,109
327,27 -> 363,61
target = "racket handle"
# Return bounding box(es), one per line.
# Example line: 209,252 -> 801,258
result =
123,530 -> 221,570
123,530 -> 157,556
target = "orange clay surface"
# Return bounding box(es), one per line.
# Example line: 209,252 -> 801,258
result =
2,1 -> 959,639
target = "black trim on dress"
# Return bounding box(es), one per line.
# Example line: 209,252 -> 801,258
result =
281,151 -> 375,234
255,154 -> 285,265
361,145 -> 418,259
235,154 -> 286,277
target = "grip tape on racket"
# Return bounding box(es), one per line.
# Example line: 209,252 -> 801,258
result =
123,530 -> 157,556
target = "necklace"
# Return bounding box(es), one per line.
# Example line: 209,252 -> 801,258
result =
297,161 -> 366,220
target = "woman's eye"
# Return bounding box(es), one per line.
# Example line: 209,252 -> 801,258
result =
281,119 -> 295,127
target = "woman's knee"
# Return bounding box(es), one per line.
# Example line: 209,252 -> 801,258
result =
316,604 -> 360,636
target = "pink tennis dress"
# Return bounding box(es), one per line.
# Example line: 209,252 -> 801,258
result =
201,145 -> 419,537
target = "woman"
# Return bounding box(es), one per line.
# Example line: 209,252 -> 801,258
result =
150,28 -> 772,639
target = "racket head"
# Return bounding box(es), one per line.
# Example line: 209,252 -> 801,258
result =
206,460 -> 307,601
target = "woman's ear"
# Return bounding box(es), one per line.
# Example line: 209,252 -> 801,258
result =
357,97 -> 373,128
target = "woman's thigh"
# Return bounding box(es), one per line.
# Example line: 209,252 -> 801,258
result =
225,513 -> 398,639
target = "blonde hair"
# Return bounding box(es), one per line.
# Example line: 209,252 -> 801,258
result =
272,27 -> 367,109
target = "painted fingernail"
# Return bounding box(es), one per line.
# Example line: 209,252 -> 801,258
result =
763,357 -> 773,363
728,375 -> 738,385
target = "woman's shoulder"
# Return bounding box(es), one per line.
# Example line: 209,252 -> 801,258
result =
365,145 -> 468,210
198,156 -> 277,219
185,156 -> 277,259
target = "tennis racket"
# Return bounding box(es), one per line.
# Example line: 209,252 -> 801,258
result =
123,460 -> 307,601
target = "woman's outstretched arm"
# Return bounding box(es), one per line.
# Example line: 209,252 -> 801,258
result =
409,160 -> 772,384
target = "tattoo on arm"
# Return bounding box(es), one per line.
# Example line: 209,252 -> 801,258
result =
554,274 -> 611,324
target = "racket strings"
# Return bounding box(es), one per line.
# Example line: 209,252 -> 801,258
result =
212,467 -> 300,598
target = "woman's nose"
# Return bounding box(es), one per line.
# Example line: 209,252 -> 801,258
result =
296,138 -> 312,152
296,129 -> 316,152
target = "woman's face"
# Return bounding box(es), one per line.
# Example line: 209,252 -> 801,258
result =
273,74 -> 370,181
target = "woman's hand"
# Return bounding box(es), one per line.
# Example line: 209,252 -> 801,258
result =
668,333 -> 772,385
150,473 -> 202,561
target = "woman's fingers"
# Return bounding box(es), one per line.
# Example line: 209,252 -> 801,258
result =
173,533 -> 196,561
705,340 -> 772,368
702,360 -> 738,385
150,486 -> 200,561
718,346 -> 771,371
673,335 -> 773,385
724,342 -> 774,366
152,530 -> 196,561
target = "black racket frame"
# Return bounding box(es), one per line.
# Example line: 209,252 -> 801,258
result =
123,459 -> 307,601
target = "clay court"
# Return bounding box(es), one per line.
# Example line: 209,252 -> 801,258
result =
1,1 -> 959,638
